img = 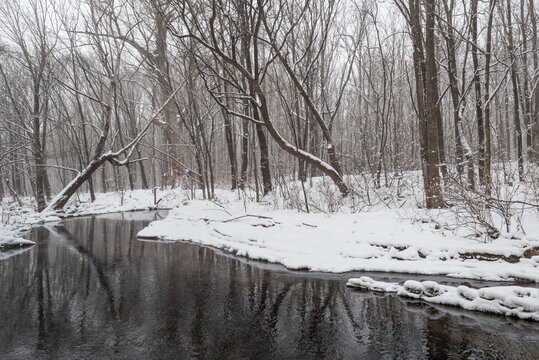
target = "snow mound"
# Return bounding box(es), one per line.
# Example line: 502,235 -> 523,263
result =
167,200 -> 231,222
347,276 -> 539,321
0,232 -> 35,250
393,247 -> 421,260
346,277 -> 400,293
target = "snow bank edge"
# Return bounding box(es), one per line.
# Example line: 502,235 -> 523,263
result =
347,276 -> 539,322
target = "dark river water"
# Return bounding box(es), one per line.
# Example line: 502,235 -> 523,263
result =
0,211 -> 538,360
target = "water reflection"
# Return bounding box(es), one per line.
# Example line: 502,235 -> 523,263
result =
0,212 -> 538,359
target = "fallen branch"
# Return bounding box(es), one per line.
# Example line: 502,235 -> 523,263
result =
219,214 -> 276,223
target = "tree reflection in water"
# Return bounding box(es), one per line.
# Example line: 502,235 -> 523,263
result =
0,212 -> 538,359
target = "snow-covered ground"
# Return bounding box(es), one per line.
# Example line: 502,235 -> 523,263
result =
138,198 -> 539,282
347,276 -> 539,321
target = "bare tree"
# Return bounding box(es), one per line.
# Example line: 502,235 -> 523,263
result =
439,0 -> 475,189
471,0 -> 487,185
503,0 -> 525,180
530,0 -> 539,162
174,0 -> 350,196
395,0 -> 444,208
0,0 -> 58,211
0,0 -> 536,221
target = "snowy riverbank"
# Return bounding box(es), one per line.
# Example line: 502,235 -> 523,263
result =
0,188 -> 183,254
2,179 -> 538,283
138,198 -> 539,283
2,182 -> 538,322
135,195 -> 539,322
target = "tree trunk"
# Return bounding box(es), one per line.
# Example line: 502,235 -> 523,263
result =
222,89 -> 238,190
520,0 -> 533,160
239,118 -> 249,190
255,124 -> 272,196
406,0 -> 444,206
255,86 -> 349,196
32,85 -> 46,212
45,157 -> 107,211
483,0 -> 496,194
246,41 -> 272,196
137,146 -> 149,189
441,0 -> 474,189
408,0 -> 430,196
423,0 -> 445,208
531,0 -> 539,162
471,0 -> 486,185
506,0 -> 525,180
434,69 -> 447,178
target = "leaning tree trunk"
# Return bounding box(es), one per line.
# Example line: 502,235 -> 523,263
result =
45,156 -> 107,212
44,76 -> 179,212
258,7 -> 344,178
254,82 -> 349,196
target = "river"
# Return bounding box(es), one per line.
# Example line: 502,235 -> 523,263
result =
0,211 -> 538,359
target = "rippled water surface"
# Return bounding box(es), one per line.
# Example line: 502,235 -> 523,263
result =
0,211 -> 538,359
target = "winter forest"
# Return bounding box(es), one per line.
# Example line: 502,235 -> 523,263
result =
1,0 -> 539,358
0,0 -> 536,212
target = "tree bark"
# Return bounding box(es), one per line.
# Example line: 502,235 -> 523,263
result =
243,15 -> 272,196
520,0 -> 533,160
408,0 -> 430,195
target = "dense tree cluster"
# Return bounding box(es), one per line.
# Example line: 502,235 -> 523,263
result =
0,0 -> 537,211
